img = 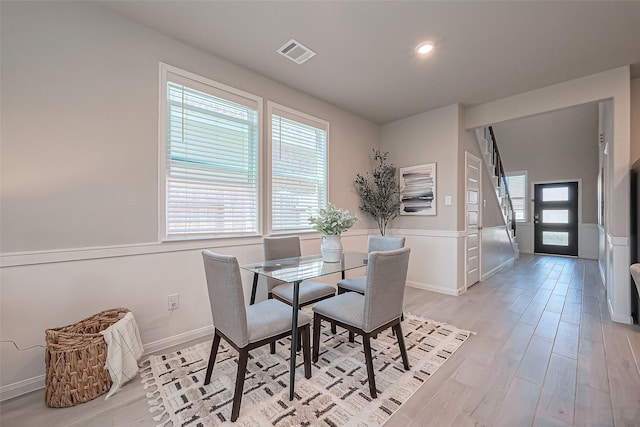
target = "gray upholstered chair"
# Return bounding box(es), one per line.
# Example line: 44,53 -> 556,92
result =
201,250 -> 312,422
337,235 -> 406,295
263,236 -> 337,306
312,247 -> 411,398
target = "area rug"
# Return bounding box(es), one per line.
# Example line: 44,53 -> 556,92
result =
140,314 -> 472,426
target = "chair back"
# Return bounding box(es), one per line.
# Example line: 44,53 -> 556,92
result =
362,247 -> 411,332
202,250 -> 249,347
263,236 -> 302,293
368,235 -> 406,252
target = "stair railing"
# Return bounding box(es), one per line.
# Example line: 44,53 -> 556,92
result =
486,126 -> 517,238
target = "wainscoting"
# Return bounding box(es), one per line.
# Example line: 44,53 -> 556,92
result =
514,222 -> 599,259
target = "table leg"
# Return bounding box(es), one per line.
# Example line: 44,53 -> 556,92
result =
289,280 -> 301,400
249,273 -> 258,305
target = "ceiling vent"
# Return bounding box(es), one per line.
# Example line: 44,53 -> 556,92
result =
277,39 -> 316,65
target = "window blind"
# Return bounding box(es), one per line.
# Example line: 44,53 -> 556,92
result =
164,77 -> 259,237
271,108 -> 327,232
506,174 -> 526,222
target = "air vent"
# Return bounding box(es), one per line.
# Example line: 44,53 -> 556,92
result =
277,39 -> 316,65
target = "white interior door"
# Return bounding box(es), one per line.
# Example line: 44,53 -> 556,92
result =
465,152 -> 482,287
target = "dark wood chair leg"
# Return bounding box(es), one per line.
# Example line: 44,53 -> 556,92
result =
268,291 -> 277,353
297,329 -> 302,352
301,325 -> 312,379
349,331 -> 355,343
231,348 -> 249,422
312,313 -> 322,362
362,334 -> 377,398
204,331 -> 221,385
331,322 -> 337,334
393,322 -> 410,370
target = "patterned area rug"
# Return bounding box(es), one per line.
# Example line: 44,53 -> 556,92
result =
141,314 -> 472,426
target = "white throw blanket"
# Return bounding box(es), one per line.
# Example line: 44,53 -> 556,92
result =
100,311 -> 144,399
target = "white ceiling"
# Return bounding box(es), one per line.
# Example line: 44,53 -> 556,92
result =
99,1 -> 640,125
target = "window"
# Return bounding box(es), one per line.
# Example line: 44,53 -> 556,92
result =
269,103 -> 328,233
505,172 -> 527,222
160,64 -> 262,239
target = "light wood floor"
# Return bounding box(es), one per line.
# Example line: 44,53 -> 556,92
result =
2,254 -> 639,426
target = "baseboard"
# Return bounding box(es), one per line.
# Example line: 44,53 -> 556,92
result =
0,374 -> 45,403
143,324 -> 214,354
481,257 -> 515,281
406,280 -> 461,296
0,325 -> 215,402
608,299 -> 633,325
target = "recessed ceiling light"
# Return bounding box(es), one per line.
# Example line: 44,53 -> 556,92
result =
416,42 -> 435,55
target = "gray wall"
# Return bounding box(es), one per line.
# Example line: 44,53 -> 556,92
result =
0,1 -> 380,395
0,1 -> 380,253
380,104 -> 461,231
631,78 -> 640,165
492,103 -> 599,224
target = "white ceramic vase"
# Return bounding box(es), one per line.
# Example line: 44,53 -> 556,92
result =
321,234 -> 343,262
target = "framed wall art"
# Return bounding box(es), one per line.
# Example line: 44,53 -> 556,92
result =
400,163 -> 436,216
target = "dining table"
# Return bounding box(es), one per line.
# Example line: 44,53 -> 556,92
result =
240,250 -> 368,400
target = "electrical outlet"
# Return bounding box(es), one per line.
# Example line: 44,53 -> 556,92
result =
168,294 -> 179,311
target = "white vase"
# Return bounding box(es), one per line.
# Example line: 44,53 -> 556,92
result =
321,234 -> 343,262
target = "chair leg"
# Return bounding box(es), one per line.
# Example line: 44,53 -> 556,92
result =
204,331 -> 221,385
312,313 -> 322,363
297,329 -> 302,352
331,322 -> 337,334
301,325 -> 312,379
393,322 -> 410,370
231,348 -> 249,422
349,331 -> 355,343
270,341 -> 276,354
362,334 -> 377,398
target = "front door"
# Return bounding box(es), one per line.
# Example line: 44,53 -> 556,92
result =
533,181 -> 579,256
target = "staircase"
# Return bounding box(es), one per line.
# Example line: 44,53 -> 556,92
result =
474,126 -> 519,258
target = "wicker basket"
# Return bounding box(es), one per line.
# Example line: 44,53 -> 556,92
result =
44,307 -> 129,407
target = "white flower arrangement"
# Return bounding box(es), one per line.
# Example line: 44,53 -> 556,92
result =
308,203 -> 358,235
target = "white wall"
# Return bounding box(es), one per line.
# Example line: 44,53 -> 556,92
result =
0,1 -> 379,399
481,226 -> 515,279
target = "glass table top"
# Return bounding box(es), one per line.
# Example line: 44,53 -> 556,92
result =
240,251 -> 368,283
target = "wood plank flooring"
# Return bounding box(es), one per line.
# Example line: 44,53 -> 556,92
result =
1,254 -> 639,426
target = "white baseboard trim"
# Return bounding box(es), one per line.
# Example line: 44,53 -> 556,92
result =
406,280 -> 462,296
481,257 -> 515,281
0,325 -> 215,402
608,299 -> 633,325
0,374 -> 45,403
143,324 -> 214,355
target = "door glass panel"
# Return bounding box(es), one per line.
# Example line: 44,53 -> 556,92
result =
542,187 -> 569,201
542,231 -> 569,246
468,211 -> 478,226
468,190 -> 478,204
542,210 -> 569,224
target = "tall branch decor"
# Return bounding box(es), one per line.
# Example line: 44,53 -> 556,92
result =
354,149 -> 401,236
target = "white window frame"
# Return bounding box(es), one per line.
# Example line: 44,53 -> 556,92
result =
266,101 -> 329,235
505,171 -> 528,223
158,63 -> 263,241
